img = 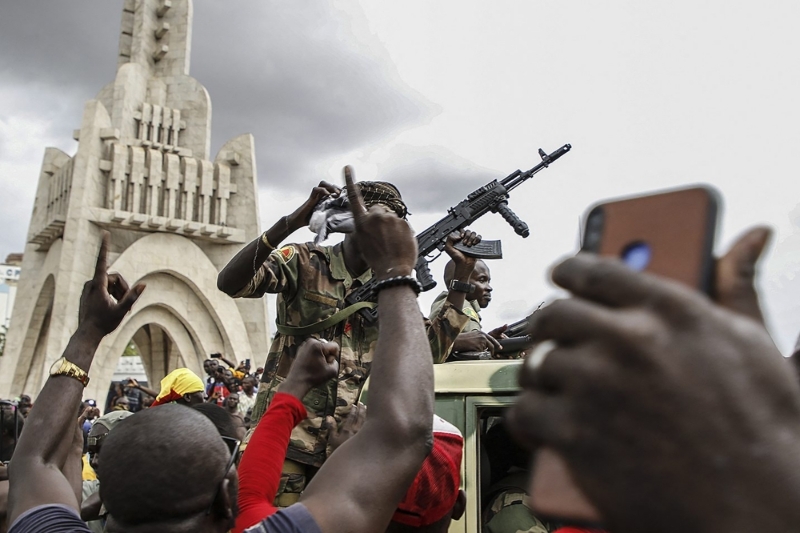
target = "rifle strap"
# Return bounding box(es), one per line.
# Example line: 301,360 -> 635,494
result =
275,302 -> 376,336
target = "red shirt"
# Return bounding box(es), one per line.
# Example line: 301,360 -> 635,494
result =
234,392 -> 307,533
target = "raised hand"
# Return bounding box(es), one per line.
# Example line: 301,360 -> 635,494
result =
288,181 -> 342,230
443,230 -> 481,272
280,339 -> 340,400
344,166 -> 417,280
78,232 -> 145,338
507,229 -> 800,533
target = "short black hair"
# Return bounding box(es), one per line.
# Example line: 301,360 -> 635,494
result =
99,404 -> 229,526
192,402 -> 239,439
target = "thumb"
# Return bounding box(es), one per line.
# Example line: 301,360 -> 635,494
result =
324,416 -> 338,434
117,283 -> 146,314
714,226 -> 771,323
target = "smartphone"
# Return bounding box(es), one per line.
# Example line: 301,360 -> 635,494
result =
210,353 -> 222,359
581,185 -> 720,292
529,185 -> 721,525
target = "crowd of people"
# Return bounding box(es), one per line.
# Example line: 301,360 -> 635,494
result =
3,167 -> 800,533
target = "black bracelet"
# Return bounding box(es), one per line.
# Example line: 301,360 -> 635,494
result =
373,275 -> 422,296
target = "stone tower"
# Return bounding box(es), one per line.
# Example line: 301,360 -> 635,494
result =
0,0 -> 268,402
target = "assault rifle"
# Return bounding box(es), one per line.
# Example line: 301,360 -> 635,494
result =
347,143 -> 571,323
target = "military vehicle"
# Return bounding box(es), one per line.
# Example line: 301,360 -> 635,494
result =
433,359 -> 524,533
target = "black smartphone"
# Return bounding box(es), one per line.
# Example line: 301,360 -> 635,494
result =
529,185 -> 721,525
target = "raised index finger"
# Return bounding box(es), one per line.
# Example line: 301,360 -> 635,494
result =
343,166 -> 367,226
94,231 -> 110,285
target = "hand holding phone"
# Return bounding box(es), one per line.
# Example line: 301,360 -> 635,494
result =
528,185 -> 720,526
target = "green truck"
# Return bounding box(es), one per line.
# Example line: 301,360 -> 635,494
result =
432,360 -> 523,533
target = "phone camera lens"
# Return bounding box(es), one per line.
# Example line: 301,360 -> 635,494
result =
621,241 -> 651,271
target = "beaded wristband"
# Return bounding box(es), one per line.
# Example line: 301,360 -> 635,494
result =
373,275 -> 422,296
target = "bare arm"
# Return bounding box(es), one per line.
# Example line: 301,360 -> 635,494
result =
217,182 -> 340,295
7,233 -> 144,524
127,378 -> 158,399
301,167 -> 434,533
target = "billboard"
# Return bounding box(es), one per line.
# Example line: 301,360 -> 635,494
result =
0,265 -> 21,282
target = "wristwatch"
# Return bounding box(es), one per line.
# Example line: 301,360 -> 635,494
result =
49,357 -> 90,387
448,279 -> 475,294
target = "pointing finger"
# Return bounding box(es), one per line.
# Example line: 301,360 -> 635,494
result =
343,166 -> 367,226
94,231 -> 111,285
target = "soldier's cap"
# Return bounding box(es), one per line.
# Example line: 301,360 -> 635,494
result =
392,415 -> 463,527
94,410 -> 134,432
351,181 -> 408,219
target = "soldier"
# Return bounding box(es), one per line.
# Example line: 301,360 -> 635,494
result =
429,259 -> 510,362
482,422 -> 551,533
217,176 -> 475,505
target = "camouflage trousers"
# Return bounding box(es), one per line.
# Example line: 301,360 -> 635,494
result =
273,458 -> 320,508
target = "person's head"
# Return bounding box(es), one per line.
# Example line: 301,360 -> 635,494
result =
0,402 -> 24,462
142,395 -> 154,409
113,396 -> 130,411
151,368 -> 206,407
342,182 -> 407,250
18,395 -> 32,408
484,420 -> 529,485
203,359 -> 220,377
241,377 -> 256,394
100,404 -> 237,533
224,393 -> 239,411
443,259 -> 492,309
192,403 -> 239,440
88,410 -> 134,472
386,416 -> 466,533
83,399 -> 99,419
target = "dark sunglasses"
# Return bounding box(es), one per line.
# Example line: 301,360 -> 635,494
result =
205,436 -> 241,516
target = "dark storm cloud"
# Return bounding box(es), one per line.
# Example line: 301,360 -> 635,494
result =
374,144 -> 498,213
0,0 -> 492,256
189,2 -> 435,188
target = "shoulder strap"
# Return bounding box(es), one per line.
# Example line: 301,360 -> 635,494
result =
275,302 -> 376,336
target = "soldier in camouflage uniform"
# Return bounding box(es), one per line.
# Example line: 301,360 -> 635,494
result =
218,179 -> 476,505
430,259 -> 513,361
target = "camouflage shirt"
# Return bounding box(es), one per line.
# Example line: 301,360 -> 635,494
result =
428,291 -> 483,363
233,242 -> 468,466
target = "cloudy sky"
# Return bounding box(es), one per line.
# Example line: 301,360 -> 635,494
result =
1,1 -> 799,353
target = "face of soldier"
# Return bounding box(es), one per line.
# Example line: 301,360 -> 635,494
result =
470,261 -> 493,309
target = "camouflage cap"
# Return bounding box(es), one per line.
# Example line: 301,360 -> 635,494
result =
354,181 -> 408,219
94,410 -> 134,432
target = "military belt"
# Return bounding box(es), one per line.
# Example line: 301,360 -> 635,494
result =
275,302 -> 377,336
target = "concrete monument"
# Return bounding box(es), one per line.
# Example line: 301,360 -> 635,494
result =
0,0 -> 268,402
